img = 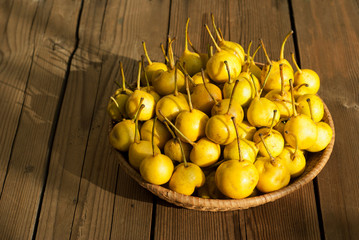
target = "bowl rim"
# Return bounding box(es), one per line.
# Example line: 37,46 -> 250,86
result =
111,99 -> 335,211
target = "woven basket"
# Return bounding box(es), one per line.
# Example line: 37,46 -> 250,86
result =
111,101 -> 335,211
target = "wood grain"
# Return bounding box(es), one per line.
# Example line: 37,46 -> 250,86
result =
33,0 -> 170,239
292,0 -> 359,239
0,0 -> 82,238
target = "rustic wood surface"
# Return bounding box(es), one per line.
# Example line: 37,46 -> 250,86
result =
0,0 -> 357,239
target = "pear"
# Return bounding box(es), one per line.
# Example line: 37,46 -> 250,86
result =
215,117 -> 259,199
254,133 -> 290,193
284,80 -> 318,149
178,18 -> 203,76
247,67 -> 280,128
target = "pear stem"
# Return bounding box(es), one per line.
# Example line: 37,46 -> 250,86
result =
185,75 -> 193,112
187,33 -> 200,54
174,64 -> 179,96
205,24 -> 221,52
133,97 -> 144,122
285,130 -> 299,160
306,98 -> 315,121
178,138 -> 188,167
279,64 -> 285,96
280,30 -> 293,60
136,60 -> 141,90
134,105 -> 144,144
168,36 -> 176,69
151,117 -> 157,156
289,79 -> 298,116
164,121 -> 176,139
224,60 -> 231,83
291,52 -> 302,74
231,116 -> 243,162
259,133 -> 275,163
208,45 -> 214,58
227,80 -> 239,115
201,68 -> 218,105
250,73 -> 259,98
110,96 -> 121,114
295,83 -> 309,91
160,43 -> 170,64
177,62 -> 196,85
185,18 -> 190,52
259,64 -> 273,96
260,39 -> 272,65
119,61 -> 127,91
211,13 -> 224,42
252,43 -> 261,60
269,110 -> 277,134
142,41 -> 153,65
158,110 -> 195,146
141,55 -> 151,92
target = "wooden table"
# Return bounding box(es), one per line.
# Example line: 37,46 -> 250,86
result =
0,0 -> 358,239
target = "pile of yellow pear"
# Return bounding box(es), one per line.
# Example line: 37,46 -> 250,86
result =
108,16 -> 333,199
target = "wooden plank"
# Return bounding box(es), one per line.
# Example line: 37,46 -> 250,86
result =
34,0 -> 170,239
292,0 -> 359,239
153,0 -> 321,239
0,0 -> 82,239
0,0 -> 39,193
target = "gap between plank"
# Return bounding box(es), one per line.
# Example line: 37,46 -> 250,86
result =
287,1 -> 325,239
31,0 -> 85,239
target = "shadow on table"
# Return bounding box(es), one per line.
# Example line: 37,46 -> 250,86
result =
33,41 -> 154,208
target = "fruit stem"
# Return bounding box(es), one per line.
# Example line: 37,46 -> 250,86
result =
178,62 -> 196,86
306,98 -> 314,121
119,61 -> 127,91
151,117 -> 157,156
178,138 -> 188,167
185,18 -> 190,52
285,130 -> 299,160
291,52 -> 302,74
164,121 -> 176,139
279,64 -> 285,96
289,79 -> 298,116
227,80 -> 240,115
260,39 -> 272,65
133,97 -> 144,122
231,116 -> 243,162
269,110 -> 277,134
294,83 -> 309,91
211,13 -> 224,42
141,55 -> 151,92
250,73 -> 259,98
187,33 -> 200,54
279,30 -> 293,61
252,43 -> 261,61
205,24 -> 221,52
142,41 -> 153,65
201,68 -> 218,105
259,133 -> 275,163
168,36 -> 176,69
174,64 -> 179,96
224,60 -> 231,84
185,75 -> 193,112
136,60 -> 141,90
158,110 -> 195,146
259,64 -> 273,96
160,43 -> 170,64
208,45 -> 214,58
134,105 -> 144,144
110,96 -> 121,114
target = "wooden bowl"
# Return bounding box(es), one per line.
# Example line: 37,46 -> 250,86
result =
111,101 -> 335,211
